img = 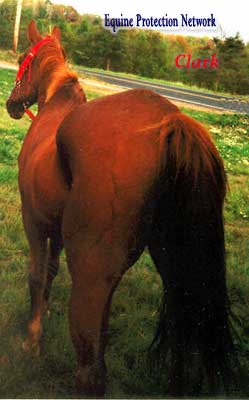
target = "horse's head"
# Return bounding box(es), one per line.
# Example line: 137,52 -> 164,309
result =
6,21 -> 64,119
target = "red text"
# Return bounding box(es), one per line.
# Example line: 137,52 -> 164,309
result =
175,53 -> 219,69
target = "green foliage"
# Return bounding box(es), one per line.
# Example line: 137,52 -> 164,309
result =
214,35 -> 249,94
0,0 -> 16,49
0,0 -> 249,94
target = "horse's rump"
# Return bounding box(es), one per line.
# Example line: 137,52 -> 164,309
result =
57,87 -> 226,267
57,88 -> 225,227
56,89 -> 176,236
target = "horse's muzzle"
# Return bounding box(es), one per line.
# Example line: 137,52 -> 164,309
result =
6,98 -> 25,119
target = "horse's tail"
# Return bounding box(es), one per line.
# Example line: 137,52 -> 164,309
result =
149,112 -> 235,395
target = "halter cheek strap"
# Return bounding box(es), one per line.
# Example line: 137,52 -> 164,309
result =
15,37 -> 53,121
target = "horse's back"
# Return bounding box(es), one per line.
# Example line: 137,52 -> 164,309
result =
57,88 -> 178,175
58,88 -> 177,144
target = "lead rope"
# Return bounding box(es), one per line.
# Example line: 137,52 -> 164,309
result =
24,107 -> 36,121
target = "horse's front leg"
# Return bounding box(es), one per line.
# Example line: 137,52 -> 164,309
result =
64,232 -> 125,397
21,207 -> 48,355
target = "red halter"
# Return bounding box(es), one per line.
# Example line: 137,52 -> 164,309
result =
15,37 -> 53,121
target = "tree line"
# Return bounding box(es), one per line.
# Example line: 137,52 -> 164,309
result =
1,0 -> 249,95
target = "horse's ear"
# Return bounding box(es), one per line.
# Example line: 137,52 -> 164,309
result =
28,20 -> 42,44
52,26 -> 61,42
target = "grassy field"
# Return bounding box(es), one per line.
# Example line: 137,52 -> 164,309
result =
0,67 -> 249,398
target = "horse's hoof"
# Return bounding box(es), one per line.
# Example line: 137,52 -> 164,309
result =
43,302 -> 51,319
75,368 -> 105,398
22,339 -> 40,357
22,339 -> 30,352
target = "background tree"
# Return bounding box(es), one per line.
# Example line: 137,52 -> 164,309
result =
214,34 -> 249,94
13,0 -> 23,52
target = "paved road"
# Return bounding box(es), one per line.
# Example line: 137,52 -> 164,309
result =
78,68 -> 249,114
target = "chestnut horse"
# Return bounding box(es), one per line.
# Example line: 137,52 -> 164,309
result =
6,21 -> 234,397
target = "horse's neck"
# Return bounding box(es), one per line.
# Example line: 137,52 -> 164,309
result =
37,60 -> 86,112
38,79 -> 86,116
20,81 -> 86,163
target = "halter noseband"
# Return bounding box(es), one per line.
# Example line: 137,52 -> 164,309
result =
15,37 -> 53,121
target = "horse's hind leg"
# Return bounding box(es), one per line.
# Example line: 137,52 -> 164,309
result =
21,208 -> 48,355
43,234 -> 63,317
64,232 -> 125,397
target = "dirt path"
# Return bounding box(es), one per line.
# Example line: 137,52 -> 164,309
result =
0,61 -> 17,71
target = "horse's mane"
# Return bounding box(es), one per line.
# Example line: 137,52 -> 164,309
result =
36,38 -> 78,103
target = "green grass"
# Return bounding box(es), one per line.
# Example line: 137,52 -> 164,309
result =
0,68 -> 249,398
